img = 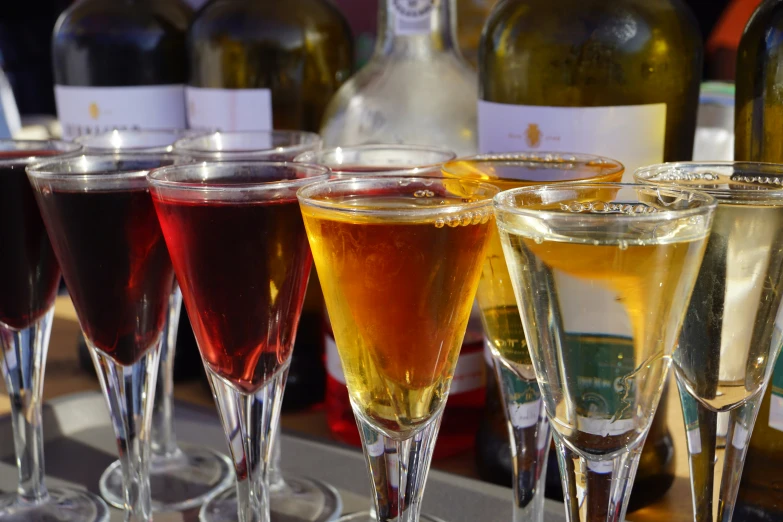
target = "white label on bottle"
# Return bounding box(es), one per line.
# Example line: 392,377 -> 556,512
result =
477,101 -> 667,179
509,399 -> 543,429
325,333 -> 346,385
327,330 -> 484,394
392,0 -> 434,35
771,395 -> 783,432
55,85 -> 187,140
686,426 -> 702,455
731,423 -> 750,450
450,350 -> 485,394
186,87 -> 273,132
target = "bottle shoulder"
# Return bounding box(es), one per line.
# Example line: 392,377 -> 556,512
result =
189,0 -> 352,43
484,0 -> 701,56
320,57 -> 478,155
738,1 -> 783,59
54,0 -> 193,36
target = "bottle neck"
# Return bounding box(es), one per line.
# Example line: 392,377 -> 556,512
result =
375,0 -> 460,59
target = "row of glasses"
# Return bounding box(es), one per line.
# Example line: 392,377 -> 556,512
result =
11,129 -> 778,522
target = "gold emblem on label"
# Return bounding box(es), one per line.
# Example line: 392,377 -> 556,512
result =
525,123 -> 542,148
88,102 -> 100,120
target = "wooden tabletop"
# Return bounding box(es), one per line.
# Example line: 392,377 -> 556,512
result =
0,296 -> 695,521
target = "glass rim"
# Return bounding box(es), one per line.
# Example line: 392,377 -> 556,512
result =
634,161 -> 783,202
0,139 -> 82,167
148,160 -> 330,195
443,152 -> 625,181
297,175 -> 500,219
494,182 -> 717,223
74,129 -> 210,152
26,152 -> 180,185
173,130 -> 322,156
294,143 -> 457,160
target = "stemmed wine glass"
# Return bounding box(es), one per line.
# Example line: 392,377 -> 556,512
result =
148,161 -> 329,522
0,140 -> 109,521
442,153 -> 625,522
174,131 -> 344,522
635,162 -> 783,522
77,128 -> 235,513
298,176 -> 497,522
294,145 -> 456,522
494,183 -> 716,522
27,153 -> 180,522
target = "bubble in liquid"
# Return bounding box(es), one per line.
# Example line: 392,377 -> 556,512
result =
414,189 -> 434,198
534,236 -> 544,244
434,218 -> 445,228
41,186 -> 52,196
618,240 -> 628,251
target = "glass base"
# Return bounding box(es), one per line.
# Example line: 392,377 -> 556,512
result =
0,487 -> 109,522
200,473 -> 342,522
99,443 -> 234,512
338,512 -> 445,522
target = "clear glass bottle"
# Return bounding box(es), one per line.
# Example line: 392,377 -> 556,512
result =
320,0 -> 477,157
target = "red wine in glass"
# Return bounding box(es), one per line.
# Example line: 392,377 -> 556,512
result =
152,196 -> 311,394
36,187 -> 174,365
0,150 -> 61,329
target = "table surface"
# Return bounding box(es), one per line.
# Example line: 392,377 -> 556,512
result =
0,296 -> 696,522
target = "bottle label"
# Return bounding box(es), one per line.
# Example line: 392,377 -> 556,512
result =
186,87 -> 273,131
554,272 -> 638,437
55,85 -> 187,140
325,333 -> 346,385
497,361 -> 542,429
769,353 -> 783,431
477,101 -> 667,177
325,330 -> 485,395
392,0 -> 434,36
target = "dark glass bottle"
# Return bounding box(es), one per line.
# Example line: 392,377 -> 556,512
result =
187,0 -> 353,410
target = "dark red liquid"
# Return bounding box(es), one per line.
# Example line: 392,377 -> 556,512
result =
152,195 -> 312,394
0,152 -> 61,329
35,187 -> 174,365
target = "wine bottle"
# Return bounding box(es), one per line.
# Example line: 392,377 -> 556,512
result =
186,0 -> 354,132
187,0 -> 354,411
478,0 -> 702,508
52,0 -> 193,139
734,357 -> 783,521
320,0 -> 478,156
734,3 -> 783,519
735,0 -> 783,163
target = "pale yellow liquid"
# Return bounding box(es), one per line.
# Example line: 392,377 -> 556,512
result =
502,231 -> 707,452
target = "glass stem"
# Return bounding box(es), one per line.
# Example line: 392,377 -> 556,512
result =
552,429 -> 642,522
354,406 -> 443,522
208,364 -> 288,522
151,285 -> 183,458
718,390 -> 763,522
268,426 -> 285,492
0,308 -> 55,504
495,360 -> 551,522
90,343 -> 161,522
678,379 -> 718,522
